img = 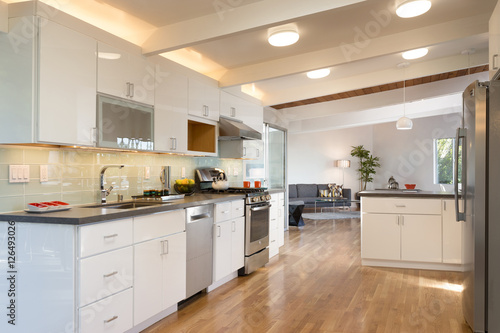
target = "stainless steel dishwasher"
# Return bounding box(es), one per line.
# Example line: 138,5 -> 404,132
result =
185,204 -> 214,299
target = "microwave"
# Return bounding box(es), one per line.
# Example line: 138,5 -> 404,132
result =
97,94 -> 154,150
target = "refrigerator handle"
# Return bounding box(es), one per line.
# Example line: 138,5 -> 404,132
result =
454,127 -> 467,222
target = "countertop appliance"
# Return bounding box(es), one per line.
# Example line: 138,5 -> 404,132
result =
457,77 -> 500,332
196,167 -> 271,274
185,205 -> 214,299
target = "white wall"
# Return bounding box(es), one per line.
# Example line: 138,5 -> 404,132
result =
372,113 -> 461,192
288,125 -> 374,197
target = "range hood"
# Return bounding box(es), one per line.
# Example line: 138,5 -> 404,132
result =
218,117 -> 262,140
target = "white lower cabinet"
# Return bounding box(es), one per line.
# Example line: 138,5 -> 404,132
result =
361,197 -> 463,270
133,210 -> 186,326
269,192 -> 285,258
213,200 -> 245,282
79,288 -> 134,333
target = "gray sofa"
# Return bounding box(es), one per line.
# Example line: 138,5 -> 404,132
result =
289,184 -> 352,208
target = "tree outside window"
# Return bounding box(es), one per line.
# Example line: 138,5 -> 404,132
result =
435,138 -> 462,185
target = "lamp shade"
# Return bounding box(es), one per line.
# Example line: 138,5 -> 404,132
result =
396,116 -> 413,130
334,160 -> 351,168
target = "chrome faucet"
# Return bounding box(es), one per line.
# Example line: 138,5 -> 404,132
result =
100,165 -> 124,203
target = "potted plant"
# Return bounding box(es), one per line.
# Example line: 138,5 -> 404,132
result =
350,145 -> 381,193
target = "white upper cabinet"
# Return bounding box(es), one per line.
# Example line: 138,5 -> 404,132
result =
38,19 -> 97,146
0,17 -> 97,146
154,66 -> 188,153
490,1 -> 500,79
188,79 -> 220,121
220,91 -> 263,133
97,42 -> 155,105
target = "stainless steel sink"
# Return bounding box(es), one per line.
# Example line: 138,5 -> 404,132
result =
82,201 -> 171,209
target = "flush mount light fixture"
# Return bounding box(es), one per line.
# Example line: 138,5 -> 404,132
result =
306,68 -> 330,79
268,24 -> 299,47
396,0 -> 432,18
402,47 -> 428,60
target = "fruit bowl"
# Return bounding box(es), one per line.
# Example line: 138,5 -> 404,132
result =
174,179 -> 196,195
404,184 -> 416,190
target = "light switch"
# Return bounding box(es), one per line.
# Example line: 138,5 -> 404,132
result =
144,166 -> 150,179
9,165 -> 29,183
40,165 -> 48,182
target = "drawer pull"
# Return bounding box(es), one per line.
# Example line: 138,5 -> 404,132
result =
161,240 -> 169,255
103,233 -> 118,239
103,271 -> 118,278
222,210 -> 230,214
104,315 -> 118,324
395,204 -> 406,208
232,221 -> 236,232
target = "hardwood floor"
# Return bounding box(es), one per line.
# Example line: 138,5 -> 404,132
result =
143,217 -> 471,333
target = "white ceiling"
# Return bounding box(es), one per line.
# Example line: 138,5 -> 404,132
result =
7,0 -> 497,108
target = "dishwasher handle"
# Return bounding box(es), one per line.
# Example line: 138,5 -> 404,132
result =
187,212 -> 211,223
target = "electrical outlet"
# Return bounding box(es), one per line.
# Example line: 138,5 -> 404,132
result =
40,165 -> 48,182
144,166 -> 150,179
181,167 -> 186,178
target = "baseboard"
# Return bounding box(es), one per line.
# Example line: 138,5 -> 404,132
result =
125,304 -> 178,333
362,259 -> 465,272
207,271 -> 239,292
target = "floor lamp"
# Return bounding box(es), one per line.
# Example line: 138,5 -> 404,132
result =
334,159 -> 351,186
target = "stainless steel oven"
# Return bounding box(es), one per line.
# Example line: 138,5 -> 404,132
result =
240,193 -> 271,275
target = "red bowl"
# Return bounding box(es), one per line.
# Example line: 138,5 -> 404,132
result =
405,184 -> 416,189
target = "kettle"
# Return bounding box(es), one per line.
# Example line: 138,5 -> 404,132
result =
212,171 -> 229,190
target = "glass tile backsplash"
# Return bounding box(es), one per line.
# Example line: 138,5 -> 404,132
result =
0,145 -> 243,213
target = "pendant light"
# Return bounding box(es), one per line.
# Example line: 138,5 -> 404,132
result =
396,62 -> 413,130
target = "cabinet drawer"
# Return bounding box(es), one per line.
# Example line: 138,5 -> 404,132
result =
231,200 -> 245,219
79,218 -> 133,258
215,202 -> 232,222
79,288 -> 133,333
79,247 -> 133,307
362,197 -> 441,215
134,209 -> 185,243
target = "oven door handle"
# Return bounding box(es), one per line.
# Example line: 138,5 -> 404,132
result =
250,203 -> 271,211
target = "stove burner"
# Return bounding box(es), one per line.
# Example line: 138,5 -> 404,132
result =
202,187 -> 267,195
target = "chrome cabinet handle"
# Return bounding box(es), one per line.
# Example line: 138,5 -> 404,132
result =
232,221 -> 235,232
130,83 -> 134,98
104,315 -> 118,324
494,54 -> 499,70
203,105 -> 209,117
230,107 -> 236,117
243,147 -> 247,156
217,225 -> 221,237
395,204 -> 406,208
161,240 -> 169,255
103,271 -> 118,278
103,233 -> 118,239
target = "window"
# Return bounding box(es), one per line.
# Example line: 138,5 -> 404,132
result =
434,138 -> 461,184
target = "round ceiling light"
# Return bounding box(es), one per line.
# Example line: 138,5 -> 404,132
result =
396,116 -> 413,130
268,30 -> 299,47
306,68 -> 330,79
396,0 -> 432,18
402,48 -> 428,60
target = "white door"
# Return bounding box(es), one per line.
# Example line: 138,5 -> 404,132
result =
38,19 -> 97,146
133,239 -> 163,325
401,214 -> 442,263
213,221 -> 232,281
361,213 -> 400,260
162,232 -> 187,309
442,200 -> 464,264
231,217 -> 245,272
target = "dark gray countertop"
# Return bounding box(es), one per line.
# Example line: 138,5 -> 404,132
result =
358,190 -> 455,198
267,188 -> 285,194
0,193 -> 245,226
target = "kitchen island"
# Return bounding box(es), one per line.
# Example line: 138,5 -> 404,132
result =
358,190 -> 464,272
0,193 -> 247,333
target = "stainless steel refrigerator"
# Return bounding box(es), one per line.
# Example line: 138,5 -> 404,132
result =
457,77 -> 500,332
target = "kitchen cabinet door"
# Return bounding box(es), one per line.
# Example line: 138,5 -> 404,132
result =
188,79 -> 220,121
133,238 -> 164,325
361,213 -> 400,260
97,42 -> 155,105
490,1 -> 500,79
401,214 -> 442,263
154,68 -> 188,153
220,91 -> 264,133
213,220 -> 232,281
278,192 -> 285,247
38,19 -> 97,146
442,200 -> 464,264
163,232 -> 187,309
231,217 -> 245,272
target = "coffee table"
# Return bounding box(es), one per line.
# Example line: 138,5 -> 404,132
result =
314,198 -> 360,213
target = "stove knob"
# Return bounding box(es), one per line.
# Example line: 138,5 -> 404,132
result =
266,195 -> 271,200
252,197 -> 258,203
261,195 -> 266,201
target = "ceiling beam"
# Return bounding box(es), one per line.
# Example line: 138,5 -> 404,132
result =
217,13 -> 490,87
141,0 -> 365,55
